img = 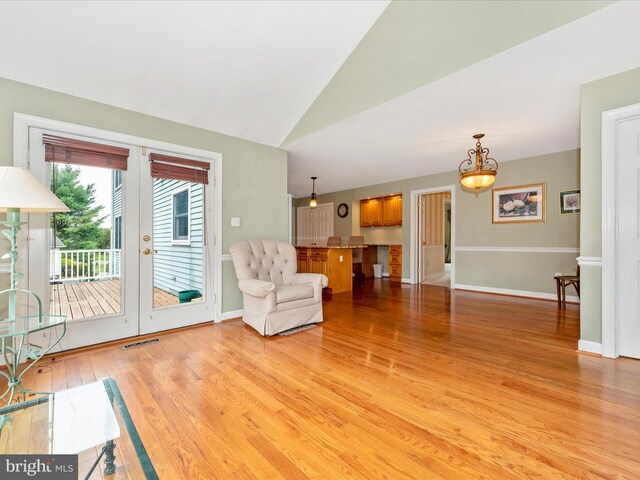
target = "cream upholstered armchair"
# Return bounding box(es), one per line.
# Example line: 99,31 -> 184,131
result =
229,239 -> 328,336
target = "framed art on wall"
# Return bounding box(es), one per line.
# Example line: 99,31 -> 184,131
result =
560,189 -> 580,214
492,183 -> 546,224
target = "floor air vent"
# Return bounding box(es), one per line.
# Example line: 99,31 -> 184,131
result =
123,338 -> 160,350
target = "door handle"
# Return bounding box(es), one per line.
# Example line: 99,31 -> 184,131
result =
143,248 -> 158,255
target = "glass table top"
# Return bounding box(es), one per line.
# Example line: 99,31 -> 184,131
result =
0,314 -> 66,339
0,378 -> 157,479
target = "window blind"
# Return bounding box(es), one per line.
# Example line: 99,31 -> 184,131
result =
43,134 -> 129,171
149,153 -> 210,185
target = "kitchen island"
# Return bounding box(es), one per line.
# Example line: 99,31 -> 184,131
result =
295,246 -> 355,294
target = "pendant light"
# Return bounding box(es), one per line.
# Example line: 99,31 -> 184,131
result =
458,134 -> 498,191
309,176 -> 318,208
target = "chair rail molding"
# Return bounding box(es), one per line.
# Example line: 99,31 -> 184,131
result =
456,246 -> 579,254
576,256 -> 602,267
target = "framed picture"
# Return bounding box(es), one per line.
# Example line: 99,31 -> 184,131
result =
560,189 -> 580,214
492,183 -> 546,224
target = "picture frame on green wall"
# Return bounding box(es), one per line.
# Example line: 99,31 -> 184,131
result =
560,189 -> 581,214
492,183 -> 546,224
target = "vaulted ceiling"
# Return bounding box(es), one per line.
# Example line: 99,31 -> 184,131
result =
1,1 -> 637,197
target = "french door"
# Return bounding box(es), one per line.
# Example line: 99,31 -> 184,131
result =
26,127 -> 215,351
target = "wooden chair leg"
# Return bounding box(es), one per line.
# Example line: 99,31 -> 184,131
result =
561,281 -> 567,308
555,279 -> 562,308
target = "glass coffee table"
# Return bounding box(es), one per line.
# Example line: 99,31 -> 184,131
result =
0,378 -> 158,479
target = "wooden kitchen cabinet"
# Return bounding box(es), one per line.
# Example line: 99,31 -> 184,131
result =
360,194 -> 402,227
360,198 -> 382,227
382,195 -> 402,226
389,245 -> 402,282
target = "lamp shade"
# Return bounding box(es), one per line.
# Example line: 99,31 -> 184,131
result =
0,167 -> 69,212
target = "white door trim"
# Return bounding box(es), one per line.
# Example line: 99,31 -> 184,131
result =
13,113 -> 224,327
601,101 -> 640,358
409,185 -> 456,286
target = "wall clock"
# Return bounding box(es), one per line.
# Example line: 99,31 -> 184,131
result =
337,203 -> 349,218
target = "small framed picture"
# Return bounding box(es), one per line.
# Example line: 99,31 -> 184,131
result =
492,183 -> 546,224
560,189 -> 580,214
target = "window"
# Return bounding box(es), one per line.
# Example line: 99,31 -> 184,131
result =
114,169 -> 122,189
113,216 -> 122,249
172,189 -> 190,243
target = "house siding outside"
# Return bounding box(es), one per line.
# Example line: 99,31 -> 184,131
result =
152,179 -> 204,296
111,170 -> 122,274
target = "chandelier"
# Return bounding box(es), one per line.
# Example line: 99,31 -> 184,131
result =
459,134 -> 498,191
309,176 -> 317,208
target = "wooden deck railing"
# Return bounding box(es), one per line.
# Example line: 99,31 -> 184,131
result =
50,249 -> 122,282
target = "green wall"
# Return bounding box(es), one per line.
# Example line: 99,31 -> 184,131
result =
297,149 -> 580,294
0,76 -> 288,314
285,0 -> 611,143
579,67 -> 640,343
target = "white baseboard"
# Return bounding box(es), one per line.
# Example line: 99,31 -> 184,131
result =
222,309 -> 243,320
454,284 -> 580,303
401,277 -> 412,284
383,272 -> 389,277
578,340 -> 602,355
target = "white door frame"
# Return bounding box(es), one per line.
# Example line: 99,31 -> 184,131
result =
409,185 -> 456,286
13,113 -> 224,336
601,101 -> 640,358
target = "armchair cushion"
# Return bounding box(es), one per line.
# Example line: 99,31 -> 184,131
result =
238,278 -> 275,298
276,284 -> 314,303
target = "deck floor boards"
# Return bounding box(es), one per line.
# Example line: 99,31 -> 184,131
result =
49,279 -> 179,320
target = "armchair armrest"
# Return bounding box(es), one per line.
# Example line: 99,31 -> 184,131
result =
292,273 -> 328,288
238,279 -> 276,297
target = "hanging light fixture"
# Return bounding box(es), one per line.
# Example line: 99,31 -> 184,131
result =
309,176 -> 318,208
459,133 -> 498,191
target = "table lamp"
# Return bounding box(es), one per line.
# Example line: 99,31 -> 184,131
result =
0,167 -> 69,407
0,166 -> 69,320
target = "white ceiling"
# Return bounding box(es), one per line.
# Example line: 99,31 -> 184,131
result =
285,1 -> 640,197
0,1 -> 388,147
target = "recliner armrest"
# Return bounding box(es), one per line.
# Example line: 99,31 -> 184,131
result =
238,279 -> 276,297
291,273 -> 328,288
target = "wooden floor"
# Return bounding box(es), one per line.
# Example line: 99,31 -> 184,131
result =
50,279 -> 179,320
10,280 -> 640,479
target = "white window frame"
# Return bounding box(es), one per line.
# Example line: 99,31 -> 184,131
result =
114,169 -> 122,190
170,185 -> 191,245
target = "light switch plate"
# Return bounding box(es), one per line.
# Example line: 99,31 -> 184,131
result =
231,217 -> 240,227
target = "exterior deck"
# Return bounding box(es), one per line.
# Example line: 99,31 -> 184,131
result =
50,279 -> 179,321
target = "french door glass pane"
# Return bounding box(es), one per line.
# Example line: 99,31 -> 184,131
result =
153,179 -> 204,309
49,165 -> 123,321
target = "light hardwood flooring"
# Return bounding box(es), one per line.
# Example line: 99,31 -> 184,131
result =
50,279 -> 179,320
9,279 -> 640,479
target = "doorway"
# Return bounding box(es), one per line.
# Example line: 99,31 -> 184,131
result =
409,185 -> 456,287
18,119 -> 220,351
417,191 -> 452,287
